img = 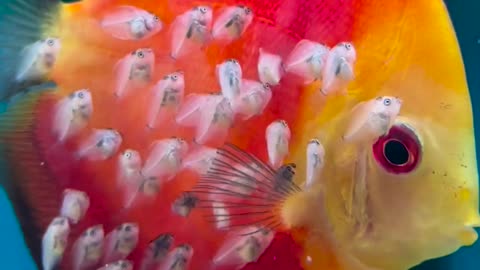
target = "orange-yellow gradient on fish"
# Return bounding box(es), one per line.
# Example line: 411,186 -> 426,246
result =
0,0 -> 478,270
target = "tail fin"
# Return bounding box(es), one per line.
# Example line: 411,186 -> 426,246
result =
0,0 -> 62,101
0,84 -> 60,269
189,143 -> 303,234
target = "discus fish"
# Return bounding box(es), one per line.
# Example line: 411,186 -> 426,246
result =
147,71 -> 185,129
60,188 -> 90,224
284,39 -> 329,85
216,59 -> 242,102
114,48 -> 155,99
0,1 -> 478,270
98,260 -> 134,270
170,6 -> 213,59
103,223 -> 139,264
320,42 -> 357,96
101,6 -> 163,40
72,225 -> 105,270
52,89 -> 93,143
76,128 -> 123,161
257,48 -> 284,86
211,5 -> 254,43
42,217 -> 70,270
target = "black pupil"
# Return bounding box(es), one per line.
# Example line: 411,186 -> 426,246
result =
384,140 -> 409,166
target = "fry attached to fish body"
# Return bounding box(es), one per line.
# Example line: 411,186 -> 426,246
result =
266,120 -> 291,169
77,128 -> 123,161
114,48 -> 155,99
212,5 -> 254,43
180,145 -> 217,175
258,48 -> 284,86
117,149 -> 142,186
343,96 -> 403,145
60,188 -> 90,224
320,42 -> 356,96
170,6 -> 213,59
52,89 -> 93,143
139,233 -> 174,270
97,260 -> 134,270
42,217 -> 70,270
176,93 -> 234,145
216,59 -> 243,102
103,223 -> 139,265
147,71 -> 185,129
72,225 -> 105,270
172,192 -> 199,218
213,226 -> 274,269
100,6 -> 163,40
141,137 -> 189,180
305,138 -> 325,190
158,244 -> 193,270
16,37 -> 61,84
284,39 -> 329,85
232,79 -> 272,120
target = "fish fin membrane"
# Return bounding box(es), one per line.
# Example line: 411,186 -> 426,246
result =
190,143 -> 302,233
0,86 -> 62,270
0,0 -> 62,101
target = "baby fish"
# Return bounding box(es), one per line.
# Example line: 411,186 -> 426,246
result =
100,6 -> 162,40
212,226 -> 274,270
52,89 -> 93,143
343,96 -> 403,145
343,96 -> 402,235
103,223 -> 139,265
60,189 -> 90,224
170,6 -> 213,59
212,5 -> 254,43
265,120 -> 291,169
180,145 -> 217,175
147,71 -> 185,129
232,79 -> 272,120
257,48 -> 283,85
97,260 -> 133,270
15,37 -> 61,83
142,137 -> 189,180
216,59 -> 242,102
172,192 -> 199,218
114,48 -> 155,99
117,149 -> 142,185
284,39 -> 329,84
76,129 -> 123,161
320,42 -> 356,96
72,225 -> 105,270
305,138 -> 325,190
158,244 -> 194,270
176,93 -> 235,145
139,233 -> 174,270
42,217 -> 70,270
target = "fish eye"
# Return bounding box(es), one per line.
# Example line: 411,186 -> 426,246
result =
171,74 -> 178,81
279,120 -> 288,127
153,16 -> 159,21
309,139 -> 320,145
137,51 -> 145,58
77,91 -> 85,99
199,7 -> 207,13
383,98 -> 392,106
124,224 -> 132,232
47,39 -> 55,46
372,124 -> 421,174
244,7 -> 251,14
89,229 -> 96,236
124,151 -> 132,159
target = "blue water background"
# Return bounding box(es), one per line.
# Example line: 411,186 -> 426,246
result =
0,0 -> 479,269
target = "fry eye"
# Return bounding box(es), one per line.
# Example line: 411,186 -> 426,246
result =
372,124 -> 421,174
47,39 -> 55,46
137,51 -> 145,58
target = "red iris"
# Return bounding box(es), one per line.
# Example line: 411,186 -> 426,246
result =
372,124 -> 421,174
